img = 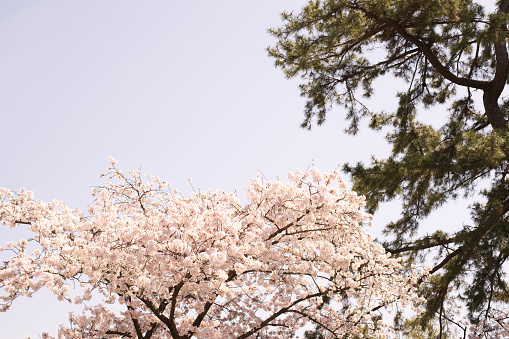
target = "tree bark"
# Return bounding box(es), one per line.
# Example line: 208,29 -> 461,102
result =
483,89 -> 507,129
483,0 -> 509,129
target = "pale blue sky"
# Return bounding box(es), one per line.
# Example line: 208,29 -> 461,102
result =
0,1 -> 474,337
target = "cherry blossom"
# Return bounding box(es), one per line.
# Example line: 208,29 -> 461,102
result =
465,308 -> 509,339
1,160 -> 424,338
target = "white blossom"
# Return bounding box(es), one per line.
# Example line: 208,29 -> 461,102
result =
0,164 -> 426,338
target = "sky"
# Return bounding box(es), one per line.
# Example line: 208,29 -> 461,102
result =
0,1 -> 476,337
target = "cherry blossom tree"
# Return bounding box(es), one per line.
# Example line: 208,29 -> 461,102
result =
0,160 -> 424,338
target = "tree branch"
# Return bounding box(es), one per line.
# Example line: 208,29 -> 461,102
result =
236,291 -> 325,339
386,237 -> 456,255
353,4 -> 488,90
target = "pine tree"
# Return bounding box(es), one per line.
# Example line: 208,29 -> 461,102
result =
269,0 -> 509,333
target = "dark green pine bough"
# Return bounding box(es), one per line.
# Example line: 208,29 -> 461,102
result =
269,0 -> 509,335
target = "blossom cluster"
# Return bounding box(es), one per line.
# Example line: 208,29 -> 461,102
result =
1,160 -> 424,338
466,308 -> 509,339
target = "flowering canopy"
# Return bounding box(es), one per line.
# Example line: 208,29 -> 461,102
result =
0,161 -> 423,338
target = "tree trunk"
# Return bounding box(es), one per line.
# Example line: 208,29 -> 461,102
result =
485,0 -> 509,129
483,89 -> 507,129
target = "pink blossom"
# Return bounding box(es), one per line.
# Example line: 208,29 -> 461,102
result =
0,163 -> 425,338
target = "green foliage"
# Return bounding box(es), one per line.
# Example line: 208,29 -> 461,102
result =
399,315 -> 446,339
269,0 -> 509,334
268,0 -> 506,131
